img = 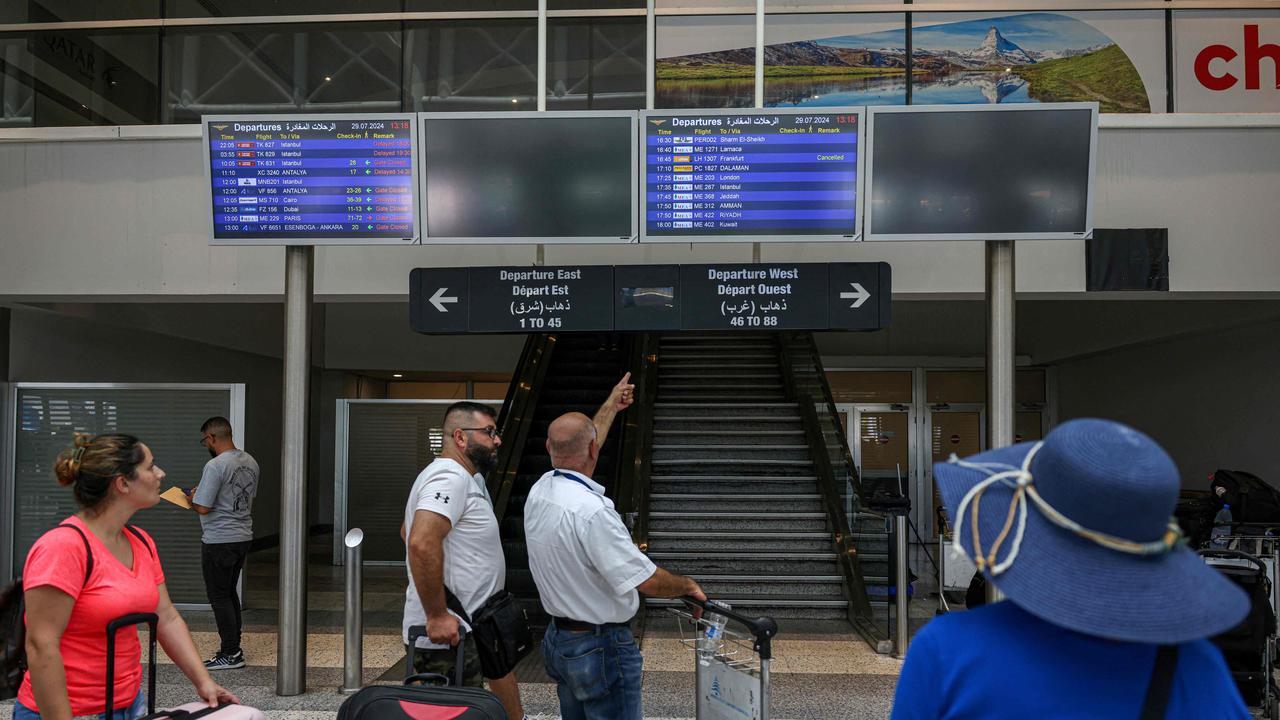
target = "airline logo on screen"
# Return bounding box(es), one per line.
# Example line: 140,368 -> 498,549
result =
1193,24 -> 1279,92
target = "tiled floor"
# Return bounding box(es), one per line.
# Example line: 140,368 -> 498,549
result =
1,541 -> 914,720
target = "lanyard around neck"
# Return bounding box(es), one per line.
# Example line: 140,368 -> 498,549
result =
554,469 -> 596,493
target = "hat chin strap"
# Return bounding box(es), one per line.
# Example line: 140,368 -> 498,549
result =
949,442 -> 1183,578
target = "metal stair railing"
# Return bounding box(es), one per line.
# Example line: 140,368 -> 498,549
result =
491,333 -> 556,525
776,332 -> 888,652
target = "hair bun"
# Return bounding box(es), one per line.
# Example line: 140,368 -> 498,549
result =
54,433 -> 94,486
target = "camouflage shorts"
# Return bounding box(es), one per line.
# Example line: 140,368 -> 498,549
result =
407,633 -> 484,687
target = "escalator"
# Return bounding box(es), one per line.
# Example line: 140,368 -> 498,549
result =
491,333 -> 634,626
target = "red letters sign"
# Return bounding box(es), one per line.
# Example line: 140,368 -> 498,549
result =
1194,25 -> 1280,91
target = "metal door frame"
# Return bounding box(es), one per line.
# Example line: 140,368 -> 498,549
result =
920,403 -> 986,540
333,397 -> 503,566
2,382 -> 245,610
848,402 -> 918,506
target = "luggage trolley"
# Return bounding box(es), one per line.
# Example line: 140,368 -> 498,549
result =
671,596 -> 779,720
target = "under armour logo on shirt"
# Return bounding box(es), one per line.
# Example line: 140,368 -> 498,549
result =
434,492 -> 450,504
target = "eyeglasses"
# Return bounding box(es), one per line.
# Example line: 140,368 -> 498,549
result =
459,426 -> 500,440
198,434 -> 213,445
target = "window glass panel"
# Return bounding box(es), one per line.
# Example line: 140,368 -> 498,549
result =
162,22 -> 402,123
406,20 -> 537,111
926,370 -> 984,404
765,13 -> 907,108
0,36 -> 35,127
656,14 -> 756,108
1016,369 -> 1046,404
0,28 -> 159,127
166,0 -> 398,17
826,370 -> 912,403
548,16 -> 645,110
406,0 -> 536,10
549,0 -> 642,8
1,0 -> 159,23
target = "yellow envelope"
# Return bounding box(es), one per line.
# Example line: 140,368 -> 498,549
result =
160,486 -> 192,509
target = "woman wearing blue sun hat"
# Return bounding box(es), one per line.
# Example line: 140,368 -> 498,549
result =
891,418 -> 1251,719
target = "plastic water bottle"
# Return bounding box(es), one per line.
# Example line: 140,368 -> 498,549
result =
698,600 -> 731,665
1211,504 -> 1233,547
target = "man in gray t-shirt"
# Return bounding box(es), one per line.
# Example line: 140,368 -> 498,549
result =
189,416 -> 259,671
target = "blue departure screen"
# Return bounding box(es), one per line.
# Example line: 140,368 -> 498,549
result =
206,116 -> 417,242
643,111 -> 859,239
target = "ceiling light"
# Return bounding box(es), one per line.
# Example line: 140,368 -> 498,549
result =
392,373 -> 403,378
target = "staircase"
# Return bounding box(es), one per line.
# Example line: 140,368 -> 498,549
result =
643,333 -> 849,620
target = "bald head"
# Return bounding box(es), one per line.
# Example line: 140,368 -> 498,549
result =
547,413 -> 597,471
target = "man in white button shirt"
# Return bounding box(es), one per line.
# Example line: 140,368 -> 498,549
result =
402,401 -> 524,719
525,374 -> 706,720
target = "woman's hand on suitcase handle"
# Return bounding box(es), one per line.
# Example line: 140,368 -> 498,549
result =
196,679 -> 241,708
428,611 -> 461,647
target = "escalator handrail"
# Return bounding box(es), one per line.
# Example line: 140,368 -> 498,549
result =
777,335 -> 880,644
491,333 -> 557,524
782,332 -> 868,508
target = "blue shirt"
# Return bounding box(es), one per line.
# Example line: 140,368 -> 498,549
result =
891,601 -> 1249,720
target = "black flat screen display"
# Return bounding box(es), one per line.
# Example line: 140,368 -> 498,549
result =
867,107 -> 1094,238
422,115 -> 634,239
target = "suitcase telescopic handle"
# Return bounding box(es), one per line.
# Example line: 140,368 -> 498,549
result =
680,596 -> 779,661
405,625 -> 468,686
106,612 -> 159,718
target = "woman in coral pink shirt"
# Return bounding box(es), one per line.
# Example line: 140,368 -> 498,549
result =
17,433 -> 238,720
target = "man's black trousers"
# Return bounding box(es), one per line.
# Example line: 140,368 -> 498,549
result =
201,540 -> 252,656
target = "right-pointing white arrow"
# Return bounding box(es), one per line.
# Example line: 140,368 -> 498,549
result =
839,282 -> 870,309
429,287 -> 458,313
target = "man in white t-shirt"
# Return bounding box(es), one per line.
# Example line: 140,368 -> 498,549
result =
402,401 -> 523,719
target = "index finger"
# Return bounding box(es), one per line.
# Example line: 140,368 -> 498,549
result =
618,371 -> 632,386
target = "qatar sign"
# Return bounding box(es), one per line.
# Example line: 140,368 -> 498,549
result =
1175,11 -> 1280,111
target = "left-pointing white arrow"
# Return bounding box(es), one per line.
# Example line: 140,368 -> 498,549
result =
429,287 -> 458,312
838,282 -> 871,309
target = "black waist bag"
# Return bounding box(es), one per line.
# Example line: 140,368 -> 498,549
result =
447,588 -> 533,679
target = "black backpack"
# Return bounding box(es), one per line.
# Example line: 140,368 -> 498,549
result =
1,523 -> 153,700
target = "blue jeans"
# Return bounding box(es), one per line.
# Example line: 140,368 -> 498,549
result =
14,690 -> 146,720
541,620 -> 643,720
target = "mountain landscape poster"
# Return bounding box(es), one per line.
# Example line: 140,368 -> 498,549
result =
911,12 -> 1157,111
656,12 -> 1164,112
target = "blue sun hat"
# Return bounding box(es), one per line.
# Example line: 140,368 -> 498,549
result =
934,417 -> 1249,644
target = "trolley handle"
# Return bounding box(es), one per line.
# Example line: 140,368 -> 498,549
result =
1198,548 -> 1269,574
680,596 -> 779,661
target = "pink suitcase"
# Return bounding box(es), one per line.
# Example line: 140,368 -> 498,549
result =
106,612 -> 265,720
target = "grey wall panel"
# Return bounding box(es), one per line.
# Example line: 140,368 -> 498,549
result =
12,386 -> 233,604
1,124 -> 1276,299
1055,317 -> 1280,490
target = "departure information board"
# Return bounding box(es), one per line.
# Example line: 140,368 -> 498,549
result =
641,109 -> 862,242
203,114 -> 419,245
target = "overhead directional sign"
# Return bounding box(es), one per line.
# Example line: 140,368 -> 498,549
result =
410,266 -> 614,334
410,262 -> 890,333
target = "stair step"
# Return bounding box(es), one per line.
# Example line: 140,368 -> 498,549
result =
646,596 -> 848,607
652,458 -> 814,467
649,551 -> 833,559
653,416 -> 800,422
651,475 -> 819,482
650,489 -> 819,497
659,363 -> 777,369
649,531 -> 829,539
656,554 -> 839,575
659,373 -> 780,379
691,574 -> 842,582
654,402 -> 796,408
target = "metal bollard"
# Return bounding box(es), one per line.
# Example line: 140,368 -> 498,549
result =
341,528 -> 365,694
894,513 -> 909,657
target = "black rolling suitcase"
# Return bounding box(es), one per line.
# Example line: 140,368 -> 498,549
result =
337,626 -> 506,720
